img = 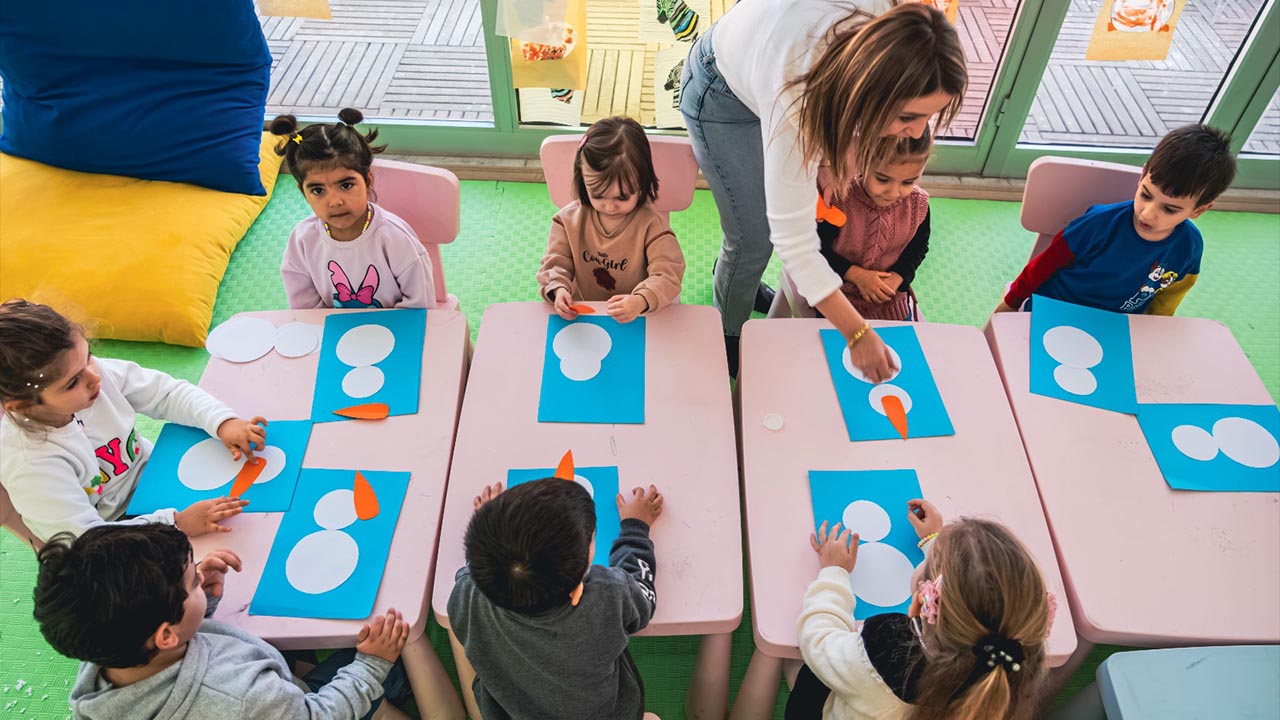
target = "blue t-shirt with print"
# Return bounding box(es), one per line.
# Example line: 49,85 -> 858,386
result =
1033,200 -> 1202,314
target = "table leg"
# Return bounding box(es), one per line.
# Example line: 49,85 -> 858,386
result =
447,628 -> 482,720
782,658 -> 803,689
400,633 -> 466,720
685,633 -> 731,720
728,648 -> 783,720
1045,632 -> 1096,700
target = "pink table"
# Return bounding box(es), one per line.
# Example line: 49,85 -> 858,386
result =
986,313 -> 1280,665
731,319 -> 1075,718
431,302 -> 742,720
190,308 -> 469,720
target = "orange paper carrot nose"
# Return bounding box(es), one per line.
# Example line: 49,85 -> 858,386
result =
353,471 -> 380,520
334,402 -> 390,420
882,394 -> 909,440
229,456 -> 266,498
554,450 -> 575,481
568,304 -> 595,315
816,197 -> 847,227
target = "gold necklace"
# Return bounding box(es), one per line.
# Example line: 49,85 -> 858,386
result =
324,204 -> 373,239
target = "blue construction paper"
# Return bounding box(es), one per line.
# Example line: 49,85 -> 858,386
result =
820,327 -> 954,442
538,315 -> 645,424
507,465 -> 621,566
808,470 -> 926,619
126,420 -> 312,514
250,469 -> 412,620
1137,403 -> 1280,492
1029,296 -> 1136,413
312,309 -> 426,422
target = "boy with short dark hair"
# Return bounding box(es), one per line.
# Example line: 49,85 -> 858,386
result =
997,123 -> 1237,315
447,478 -> 664,720
33,523 -> 411,720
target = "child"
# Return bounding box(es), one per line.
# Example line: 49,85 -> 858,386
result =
789,500 -> 1055,720
448,478 -> 664,720
996,124 -> 1237,315
273,109 -> 437,310
0,299 -> 263,543
537,115 -> 686,323
34,524 -> 413,720
818,129 -> 933,321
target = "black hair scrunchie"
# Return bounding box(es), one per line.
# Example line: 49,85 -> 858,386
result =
972,634 -> 1025,674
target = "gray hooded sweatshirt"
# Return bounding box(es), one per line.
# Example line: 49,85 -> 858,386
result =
66,595 -> 391,720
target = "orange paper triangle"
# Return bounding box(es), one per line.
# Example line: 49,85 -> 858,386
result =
881,395 -> 909,440
334,402 -> 390,420
353,471 -> 380,520
229,456 -> 266,498
554,450 -> 575,481
568,304 -> 595,314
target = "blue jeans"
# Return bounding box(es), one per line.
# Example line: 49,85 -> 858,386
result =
680,28 -> 772,337
293,649 -> 412,720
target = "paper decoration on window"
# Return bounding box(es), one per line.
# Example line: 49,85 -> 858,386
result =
257,0 -> 332,20
906,0 -> 959,24
311,309 -> 426,422
1029,296 -> 1137,413
517,87 -> 584,127
638,0 -> 710,43
1086,0 -> 1187,62
538,315 -> 645,424
127,420 -> 313,514
508,459 -> 621,566
510,0 -> 587,90
809,470 -> 926,619
653,45 -> 688,130
496,0 -> 571,42
251,468 -> 411,619
1136,403 -> 1280,492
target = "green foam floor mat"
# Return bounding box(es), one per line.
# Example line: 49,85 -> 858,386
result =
1,177 -> 1276,719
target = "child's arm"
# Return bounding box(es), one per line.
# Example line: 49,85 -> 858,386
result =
998,230 -> 1076,312
536,213 -> 577,305
818,220 -> 855,278
1145,273 -> 1197,316
612,485 -> 663,633
886,209 -> 931,289
391,248 -> 438,309
3,454 -> 176,541
631,226 -> 685,314
281,229 -> 328,309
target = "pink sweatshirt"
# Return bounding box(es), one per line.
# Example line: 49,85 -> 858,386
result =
280,203 -> 436,310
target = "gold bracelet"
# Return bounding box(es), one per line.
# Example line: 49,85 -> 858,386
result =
847,323 -> 872,348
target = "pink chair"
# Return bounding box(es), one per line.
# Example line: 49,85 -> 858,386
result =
538,134 -> 700,224
371,158 -> 463,311
1021,156 -> 1141,261
0,482 -> 43,552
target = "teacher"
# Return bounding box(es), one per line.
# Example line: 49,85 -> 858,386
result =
679,1 -> 966,378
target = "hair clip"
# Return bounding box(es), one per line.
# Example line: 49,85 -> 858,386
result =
919,575 -> 943,625
292,134 -> 303,145
1045,591 -> 1058,638
577,134 -> 589,150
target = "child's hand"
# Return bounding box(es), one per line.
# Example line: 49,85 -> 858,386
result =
217,417 -> 268,461
994,300 -> 1017,313
617,484 -> 663,525
817,165 -> 838,206
907,499 -> 944,539
196,549 -> 242,598
175,497 -> 249,537
846,267 -> 895,303
810,521 -> 859,572
473,482 -> 504,510
552,290 -> 580,320
606,294 -> 647,323
356,608 -> 410,663
882,271 -> 904,293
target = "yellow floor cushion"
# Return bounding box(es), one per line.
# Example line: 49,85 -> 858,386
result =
0,132 -> 283,347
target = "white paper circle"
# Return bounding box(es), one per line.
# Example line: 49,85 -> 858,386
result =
1043,325 -> 1103,369
762,414 -> 784,431
1053,365 -> 1098,396
848,541 -> 917,608
314,489 -> 358,530
341,365 -> 385,399
177,438 -> 243,491
1171,424 -> 1218,462
275,323 -> 321,358
574,475 -> 595,498
1213,417 -> 1280,469
553,323 -> 613,382
842,345 -> 902,384
285,530 -> 359,594
336,324 -> 395,367
250,446 -> 288,485
841,500 -> 891,543
206,317 -> 277,363
868,384 -> 913,416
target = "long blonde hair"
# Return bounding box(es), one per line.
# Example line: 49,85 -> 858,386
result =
788,3 -> 966,190
908,519 -> 1051,720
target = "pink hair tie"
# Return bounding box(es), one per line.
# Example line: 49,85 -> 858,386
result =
919,576 -> 942,625
1045,591 -> 1058,638
577,134 -> 589,150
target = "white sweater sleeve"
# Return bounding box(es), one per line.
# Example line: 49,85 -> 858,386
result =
796,566 -> 895,699
103,360 -> 237,438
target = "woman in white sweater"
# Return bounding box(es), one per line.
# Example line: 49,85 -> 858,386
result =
678,1 -> 966,376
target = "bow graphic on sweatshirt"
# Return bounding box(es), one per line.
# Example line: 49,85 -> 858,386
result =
328,261 -> 383,308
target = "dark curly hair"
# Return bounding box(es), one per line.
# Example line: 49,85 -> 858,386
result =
0,299 -> 84,423
270,108 -> 386,187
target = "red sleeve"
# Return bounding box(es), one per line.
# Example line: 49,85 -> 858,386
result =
1004,231 -> 1076,308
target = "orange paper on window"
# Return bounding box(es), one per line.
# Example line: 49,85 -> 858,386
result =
509,0 -> 587,90
257,0 -> 332,20
1086,0 -> 1187,62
